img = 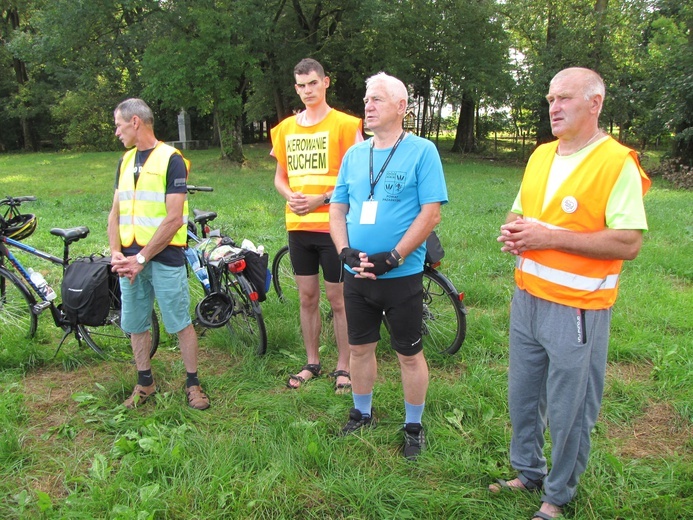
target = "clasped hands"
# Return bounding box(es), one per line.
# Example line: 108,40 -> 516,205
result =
110,251 -> 142,283
340,248 -> 398,279
287,192 -> 323,217
497,217 -> 549,255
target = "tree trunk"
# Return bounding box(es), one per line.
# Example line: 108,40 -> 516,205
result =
7,8 -> 35,151
451,92 -> 475,153
590,0 -> 609,70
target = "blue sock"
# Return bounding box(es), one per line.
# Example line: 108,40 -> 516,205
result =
404,401 -> 425,425
353,392 -> 373,417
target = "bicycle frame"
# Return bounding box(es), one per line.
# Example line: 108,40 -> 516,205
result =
1,234 -> 67,322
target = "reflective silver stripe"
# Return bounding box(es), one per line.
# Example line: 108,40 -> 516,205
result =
133,216 -> 165,227
118,190 -> 135,201
524,217 -> 569,231
134,191 -> 166,203
119,216 -> 135,225
517,257 -> 619,291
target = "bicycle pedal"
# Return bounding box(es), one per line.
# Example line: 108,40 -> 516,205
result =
33,300 -> 52,314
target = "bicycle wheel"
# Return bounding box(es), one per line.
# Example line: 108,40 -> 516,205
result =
219,268 -> 267,355
271,245 -> 298,305
420,269 -> 466,355
0,267 -> 38,340
77,308 -> 159,360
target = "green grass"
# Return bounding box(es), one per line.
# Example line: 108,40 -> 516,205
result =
1,144 -> 692,519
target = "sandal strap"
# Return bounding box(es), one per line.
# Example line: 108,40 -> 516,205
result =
287,374 -> 306,385
328,369 -> 350,379
301,364 -> 322,377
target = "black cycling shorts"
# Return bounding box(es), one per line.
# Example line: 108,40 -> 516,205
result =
287,231 -> 342,283
343,271 -> 424,356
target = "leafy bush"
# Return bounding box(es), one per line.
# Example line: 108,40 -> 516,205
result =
650,158 -> 693,190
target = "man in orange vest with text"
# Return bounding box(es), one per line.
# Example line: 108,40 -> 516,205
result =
492,68 -> 650,520
271,58 -> 362,393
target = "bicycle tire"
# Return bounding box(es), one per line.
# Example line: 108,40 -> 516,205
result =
77,308 -> 159,360
271,245 -> 296,304
0,266 -> 38,340
220,268 -> 267,355
420,269 -> 466,355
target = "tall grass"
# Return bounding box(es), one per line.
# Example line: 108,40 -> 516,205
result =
0,143 -> 691,519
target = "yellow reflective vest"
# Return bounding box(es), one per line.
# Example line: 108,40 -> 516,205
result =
515,137 -> 650,310
118,142 -> 189,248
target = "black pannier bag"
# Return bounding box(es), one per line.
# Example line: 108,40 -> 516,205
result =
242,250 -> 270,302
425,231 -> 445,265
61,255 -> 112,326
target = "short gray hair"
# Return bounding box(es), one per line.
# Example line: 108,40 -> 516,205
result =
551,67 -> 605,102
365,72 -> 408,104
115,98 -> 154,126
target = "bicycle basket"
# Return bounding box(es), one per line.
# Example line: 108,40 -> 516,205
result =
195,291 -> 233,328
2,213 -> 37,240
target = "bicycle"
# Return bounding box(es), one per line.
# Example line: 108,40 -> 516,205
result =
271,233 -> 467,355
0,195 -> 159,358
184,186 -> 268,355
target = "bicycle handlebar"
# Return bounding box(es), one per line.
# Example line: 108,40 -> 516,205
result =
1,195 -> 37,206
187,185 -> 213,193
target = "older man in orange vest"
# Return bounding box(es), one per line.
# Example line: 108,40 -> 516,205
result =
492,68 -> 650,520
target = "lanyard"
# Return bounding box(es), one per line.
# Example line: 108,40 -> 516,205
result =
369,131 -> 405,200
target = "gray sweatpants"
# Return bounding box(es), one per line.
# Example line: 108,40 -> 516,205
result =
508,287 -> 611,506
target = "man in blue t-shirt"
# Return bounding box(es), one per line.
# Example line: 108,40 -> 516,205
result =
329,72 -> 448,460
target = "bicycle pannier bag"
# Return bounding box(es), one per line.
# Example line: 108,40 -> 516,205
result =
425,231 -> 445,265
242,250 -> 270,302
61,256 -> 112,326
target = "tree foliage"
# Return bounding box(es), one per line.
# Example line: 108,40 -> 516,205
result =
0,0 -> 690,167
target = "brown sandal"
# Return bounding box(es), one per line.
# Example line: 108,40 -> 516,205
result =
123,383 -> 157,409
186,385 -> 210,410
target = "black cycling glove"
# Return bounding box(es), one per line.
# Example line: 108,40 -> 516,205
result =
339,247 -> 362,269
364,251 -> 397,275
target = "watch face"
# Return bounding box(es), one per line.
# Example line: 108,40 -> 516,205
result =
136,254 -> 146,264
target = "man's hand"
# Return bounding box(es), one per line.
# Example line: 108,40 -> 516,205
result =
339,247 -> 363,269
287,192 -> 324,216
111,252 -> 144,283
363,251 -> 397,275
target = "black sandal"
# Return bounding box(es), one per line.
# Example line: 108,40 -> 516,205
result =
328,370 -> 352,394
286,363 -> 321,389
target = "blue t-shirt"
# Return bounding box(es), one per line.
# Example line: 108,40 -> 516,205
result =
332,134 -> 448,278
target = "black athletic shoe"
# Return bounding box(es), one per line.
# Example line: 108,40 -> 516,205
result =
340,408 -> 375,435
402,422 -> 425,460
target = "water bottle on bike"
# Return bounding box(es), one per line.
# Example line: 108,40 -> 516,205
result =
184,247 -> 210,291
28,268 -> 57,301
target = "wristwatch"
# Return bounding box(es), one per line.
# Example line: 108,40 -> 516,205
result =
136,253 -> 147,265
389,248 -> 404,266
323,195 -> 331,205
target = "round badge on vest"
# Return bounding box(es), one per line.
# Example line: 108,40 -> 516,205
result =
561,196 -> 578,214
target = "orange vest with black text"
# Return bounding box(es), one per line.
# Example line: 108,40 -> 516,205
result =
515,137 -> 650,310
271,110 -> 362,232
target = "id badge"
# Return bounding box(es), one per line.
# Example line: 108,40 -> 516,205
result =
360,200 -> 378,224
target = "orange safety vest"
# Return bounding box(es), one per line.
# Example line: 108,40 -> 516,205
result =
515,137 -> 650,310
271,110 -> 362,232
118,142 -> 190,247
